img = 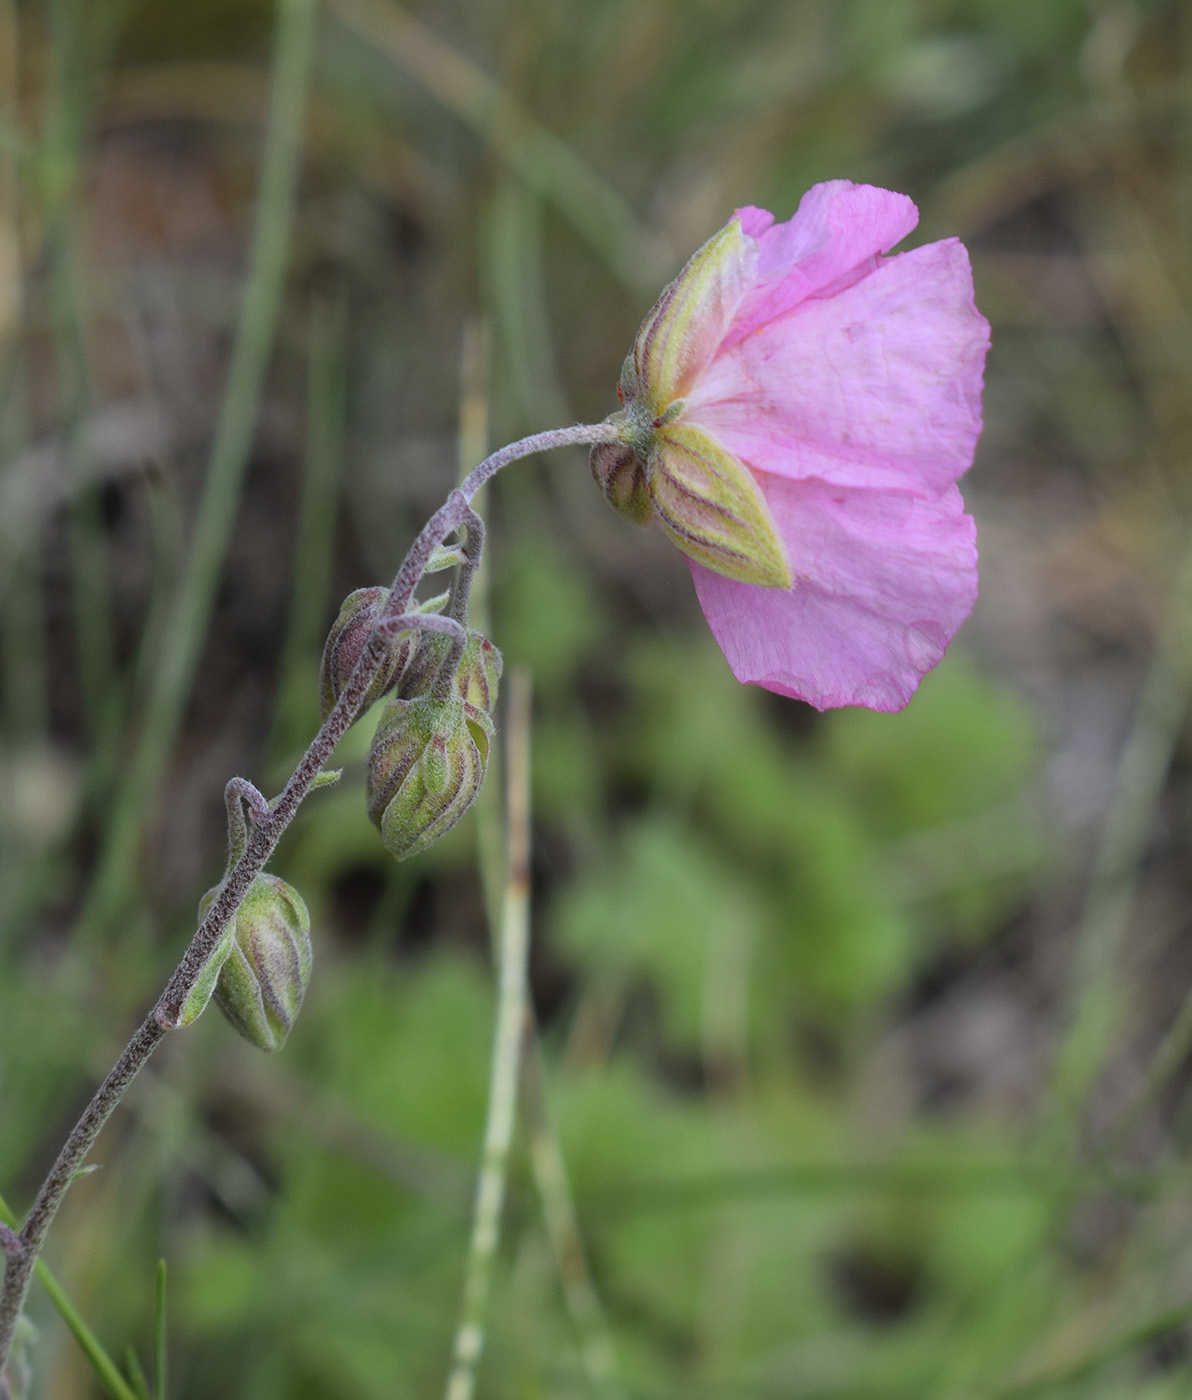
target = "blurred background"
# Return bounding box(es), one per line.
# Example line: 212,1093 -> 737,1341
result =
4,0 -> 1192,1395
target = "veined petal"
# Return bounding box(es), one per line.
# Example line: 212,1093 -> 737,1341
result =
685,239 -> 989,498
648,423 -> 791,588
631,217 -> 757,407
689,474 -> 978,712
726,182 -> 919,345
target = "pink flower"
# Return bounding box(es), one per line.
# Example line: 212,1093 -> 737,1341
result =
591,180 -> 989,712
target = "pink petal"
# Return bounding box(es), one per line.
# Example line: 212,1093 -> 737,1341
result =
726,182 -> 919,344
688,473 -> 978,712
735,206 -> 775,241
684,238 -> 989,498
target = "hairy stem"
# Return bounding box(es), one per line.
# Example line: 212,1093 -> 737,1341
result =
1,1185 -> 137,1400
0,421 -> 617,1379
388,422 -> 617,618
0,1015 -> 166,1375
448,505 -> 485,625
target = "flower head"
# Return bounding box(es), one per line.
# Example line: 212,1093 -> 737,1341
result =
593,180 -> 989,712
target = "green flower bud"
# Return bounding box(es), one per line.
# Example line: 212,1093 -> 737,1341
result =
455,629 -> 502,711
395,630 -> 448,702
591,420 -> 653,527
366,694 -> 494,860
318,587 -> 410,722
399,626 -> 502,712
197,875 -> 312,1052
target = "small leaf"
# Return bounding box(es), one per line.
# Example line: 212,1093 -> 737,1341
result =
175,923 -> 236,1029
415,588 -> 451,614
424,545 -> 465,573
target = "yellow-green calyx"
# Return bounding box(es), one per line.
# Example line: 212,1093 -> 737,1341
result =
590,216 -> 791,590
647,424 -> 792,588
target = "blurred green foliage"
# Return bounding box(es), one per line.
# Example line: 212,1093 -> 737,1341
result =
3,0 -> 1192,1396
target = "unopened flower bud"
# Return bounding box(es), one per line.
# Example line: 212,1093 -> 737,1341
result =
395,630 -> 449,701
366,694 -> 494,860
455,629 -> 502,711
198,874 -> 312,1052
319,587 -> 410,721
591,422 -> 653,527
399,626 -> 502,712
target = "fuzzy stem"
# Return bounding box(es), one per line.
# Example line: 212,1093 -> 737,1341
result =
0,1015 -> 167,1377
388,422 -> 618,619
0,422 -> 617,1378
1,1187 -> 137,1400
448,506 -> 485,625
444,669 -> 533,1400
406,614 -> 466,702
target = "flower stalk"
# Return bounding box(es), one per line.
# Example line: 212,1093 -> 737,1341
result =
0,421 -> 620,1381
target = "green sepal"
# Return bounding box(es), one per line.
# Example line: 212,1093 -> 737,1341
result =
176,893 -> 237,1029
648,422 -> 791,588
398,624 -> 501,710
455,629 -> 502,711
630,216 -> 754,407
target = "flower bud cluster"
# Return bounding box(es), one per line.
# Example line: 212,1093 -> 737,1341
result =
191,521 -> 501,1057
317,514 -> 502,865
